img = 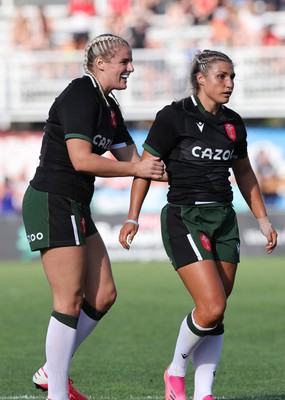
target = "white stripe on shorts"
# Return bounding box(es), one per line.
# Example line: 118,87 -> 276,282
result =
187,233 -> 203,261
71,215 -> 80,245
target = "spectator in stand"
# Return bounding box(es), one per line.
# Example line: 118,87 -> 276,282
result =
9,5 -> 53,51
146,0 -> 166,13
254,149 -> 281,205
164,1 -> 190,27
68,0 -> 96,50
264,0 -> 285,10
29,6 -> 53,50
127,16 -> 150,48
107,0 -> 131,14
9,7 -> 32,50
261,24 -> 281,45
210,2 -> 232,46
0,177 -> 16,215
190,0 -> 219,25
104,11 -> 128,38
209,0 -> 246,47
234,0 -> 264,46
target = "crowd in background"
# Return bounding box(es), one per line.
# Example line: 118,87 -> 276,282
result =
7,0 -> 285,53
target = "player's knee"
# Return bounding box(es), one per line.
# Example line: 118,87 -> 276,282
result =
197,298 -> 226,327
54,292 -> 84,317
89,285 -> 117,313
207,300 -> 227,325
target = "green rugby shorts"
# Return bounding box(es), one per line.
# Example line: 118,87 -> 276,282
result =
22,185 -> 97,251
161,203 -> 240,270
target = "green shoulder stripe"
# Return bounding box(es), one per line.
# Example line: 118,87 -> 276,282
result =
143,142 -> 162,157
65,133 -> 93,144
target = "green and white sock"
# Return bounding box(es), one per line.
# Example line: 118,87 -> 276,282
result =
46,312 -> 78,400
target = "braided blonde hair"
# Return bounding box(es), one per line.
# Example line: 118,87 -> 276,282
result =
84,33 -> 131,107
189,49 -> 234,95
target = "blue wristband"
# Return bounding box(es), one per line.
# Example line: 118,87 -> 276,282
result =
125,219 -> 139,227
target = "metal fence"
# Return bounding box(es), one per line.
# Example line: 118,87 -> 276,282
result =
1,46 -> 285,128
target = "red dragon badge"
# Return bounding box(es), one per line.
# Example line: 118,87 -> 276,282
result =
110,109 -> 117,128
224,123 -> 236,141
200,233 -> 212,252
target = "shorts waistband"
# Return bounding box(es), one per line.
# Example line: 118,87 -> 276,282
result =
168,202 -> 231,208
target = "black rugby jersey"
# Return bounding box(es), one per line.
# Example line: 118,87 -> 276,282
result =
143,95 -> 248,204
30,74 -> 134,204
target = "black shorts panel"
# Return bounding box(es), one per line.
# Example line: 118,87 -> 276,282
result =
22,185 -> 97,251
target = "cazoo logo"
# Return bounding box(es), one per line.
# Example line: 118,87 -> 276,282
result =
27,232 -> 44,242
192,146 -> 234,160
93,135 -> 113,150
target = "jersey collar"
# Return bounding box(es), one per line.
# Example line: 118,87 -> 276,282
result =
84,72 -> 98,89
191,94 -> 224,116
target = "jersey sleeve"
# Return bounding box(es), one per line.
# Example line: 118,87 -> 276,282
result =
57,79 -> 100,143
143,105 -> 177,157
233,116 -> 248,159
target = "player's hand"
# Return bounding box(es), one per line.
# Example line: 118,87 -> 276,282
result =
119,220 -> 139,250
135,157 -> 165,180
258,217 -> 278,254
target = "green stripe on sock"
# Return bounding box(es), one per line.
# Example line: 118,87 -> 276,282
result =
210,323 -> 224,335
82,298 -> 107,321
51,311 -> 78,329
186,313 -> 224,337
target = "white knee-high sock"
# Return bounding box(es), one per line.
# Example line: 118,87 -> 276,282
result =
193,333 -> 224,400
46,313 -> 78,400
42,300 -> 106,374
168,311 -> 216,377
73,298 -> 107,353
73,309 -> 99,353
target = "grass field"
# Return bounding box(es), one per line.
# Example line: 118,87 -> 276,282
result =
0,257 -> 285,400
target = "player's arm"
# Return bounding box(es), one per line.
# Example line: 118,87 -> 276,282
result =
232,156 -> 278,253
110,143 -> 140,162
111,144 -> 168,181
66,138 -> 164,180
119,150 -> 154,250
